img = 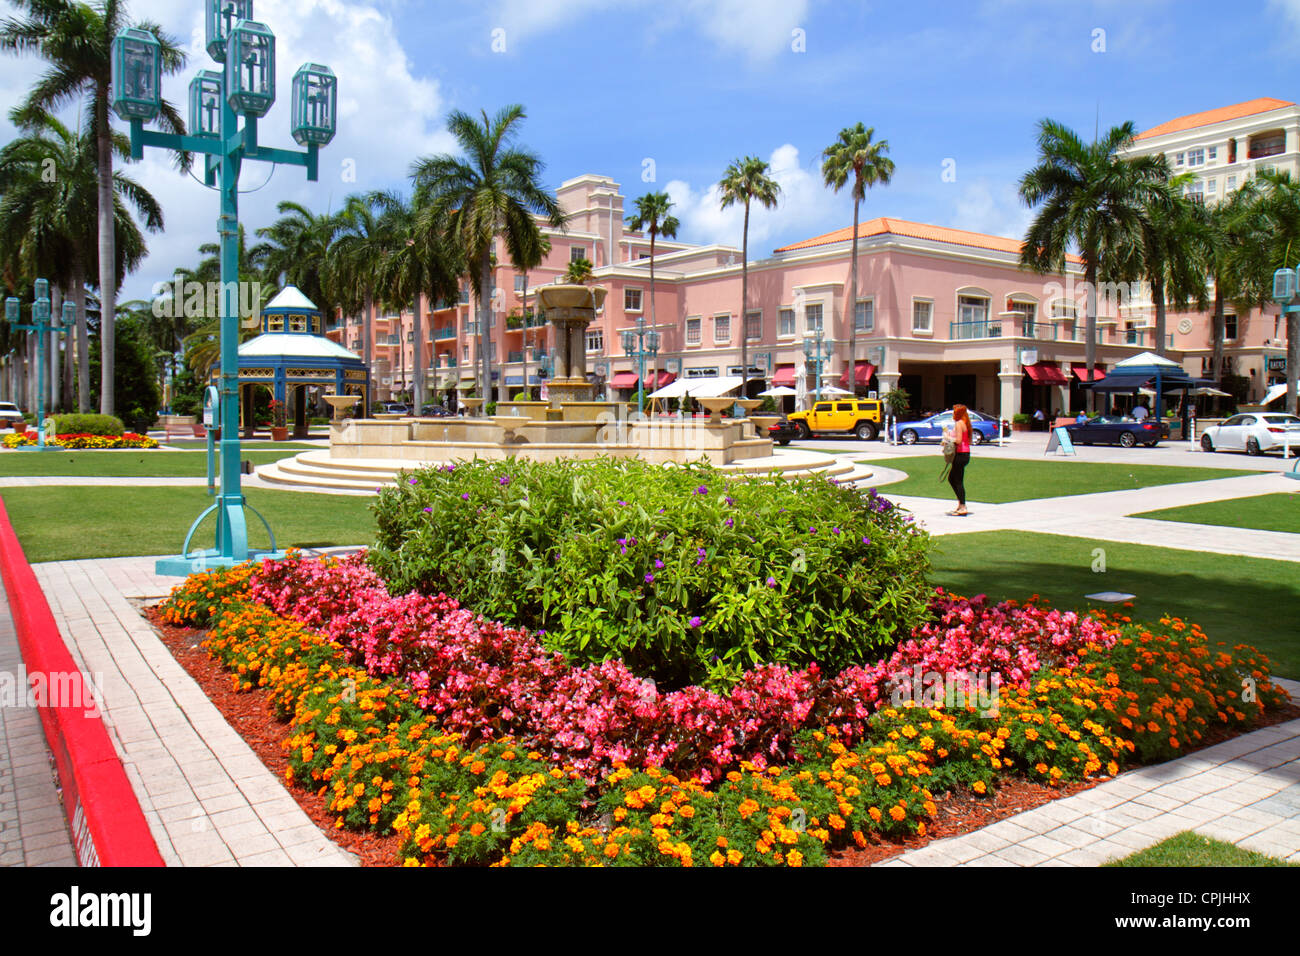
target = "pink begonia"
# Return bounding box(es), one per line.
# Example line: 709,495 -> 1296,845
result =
246,556 -> 1119,781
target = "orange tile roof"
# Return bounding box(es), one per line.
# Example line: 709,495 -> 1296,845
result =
1133,97 -> 1294,141
773,216 -> 1083,264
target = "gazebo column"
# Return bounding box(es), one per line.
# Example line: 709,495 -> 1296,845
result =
240,383 -> 256,439
293,384 -> 308,439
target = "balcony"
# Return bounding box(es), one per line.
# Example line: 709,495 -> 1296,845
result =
949,319 -> 1003,340
507,350 -> 525,364
431,326 -> 456,340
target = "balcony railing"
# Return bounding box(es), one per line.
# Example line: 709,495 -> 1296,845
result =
431,326 -> 456,340
949,319 -> 1003,340
943,320 -> 1172,349
507,350 -> 525,364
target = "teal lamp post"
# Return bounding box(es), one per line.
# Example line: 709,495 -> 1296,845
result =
116,0 -> 338,576
803,330 -> 827,403
1272,266 -> 1299,414
6,280 -> 67,450
620,319 -> 661,414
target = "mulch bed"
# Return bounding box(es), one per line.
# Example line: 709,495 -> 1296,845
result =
140,602 -> 1300,868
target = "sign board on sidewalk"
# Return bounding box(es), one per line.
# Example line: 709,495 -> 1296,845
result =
1045,426 -> 1076,456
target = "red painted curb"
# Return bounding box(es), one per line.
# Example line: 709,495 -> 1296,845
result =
0,497 -> 164,867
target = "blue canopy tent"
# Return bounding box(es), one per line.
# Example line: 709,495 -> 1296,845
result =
1085,352 -> 1194,414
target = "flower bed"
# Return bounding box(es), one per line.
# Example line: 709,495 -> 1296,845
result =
2,431 -> 158,449
157,554 -> 1290,867
369,458 -> 932,689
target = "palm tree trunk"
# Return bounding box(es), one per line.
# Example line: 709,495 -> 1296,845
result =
363,292 -> 373,403
72,263 -> 89,413
649,229 -> 658,406
412,292 -> 424,410
1287,311 -> 1298,416
740,201 -> 750,398
848,194 -> 860,393
1085,261 -> 1098,414
50,286 -> 61,412
1211,283 -> 1225,383
95,90 -> 116,416
479,249 -> 492,411
1152,275 -> 1167,359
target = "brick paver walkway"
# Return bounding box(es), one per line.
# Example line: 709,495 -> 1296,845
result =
30,557 -> 356,867
0,574 -> 77,866
880,683 -> 1300,867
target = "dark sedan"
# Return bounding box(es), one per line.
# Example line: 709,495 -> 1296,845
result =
767,419 -> 802,446
1064,415 -> 1164,448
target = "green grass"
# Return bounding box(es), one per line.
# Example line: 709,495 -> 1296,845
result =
1104,832 -> 1298,867
1132,493 -> 1300,535
1,486 -> 376,562
0,445 -> 316,478
864,456 -> 1259,502
929,531 -> 1300,678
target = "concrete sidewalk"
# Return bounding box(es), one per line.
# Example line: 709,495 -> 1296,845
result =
0,574 -> 77,866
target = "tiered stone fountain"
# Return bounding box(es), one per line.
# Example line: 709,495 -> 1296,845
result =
257,283 -> 875,491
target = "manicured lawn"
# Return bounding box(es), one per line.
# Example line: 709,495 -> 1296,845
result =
863,456 -> 1259,502
1132,493 -> 1300,535
0,445 -> 315,478
929,531 -> 1300,678
1104,832 -> 1297,867
1,486 -> 375,562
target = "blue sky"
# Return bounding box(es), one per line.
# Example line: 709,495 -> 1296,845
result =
3,0 -> 1300,301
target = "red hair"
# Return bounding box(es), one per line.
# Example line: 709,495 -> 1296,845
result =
952,404 -> 971,430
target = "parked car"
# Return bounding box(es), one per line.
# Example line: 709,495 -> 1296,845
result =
1200,413 -> 1300,456
890,410 -> 1001,445
785,399 -> 884,441
767,419 -> 802,446
419,403 -> 454,417
0,402 -> 25,429
1065,415 -> 1164,448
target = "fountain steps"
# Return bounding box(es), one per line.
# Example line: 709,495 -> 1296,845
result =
256,449 -> 875,493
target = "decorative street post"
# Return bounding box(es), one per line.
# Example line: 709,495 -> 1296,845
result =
803,330 -> 827,405
1271,266 -> 1300,419
115,1 -> 337,575
620,317 -> 661,415
5,280 -> 67,450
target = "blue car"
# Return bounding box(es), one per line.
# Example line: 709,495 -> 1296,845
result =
890,410 -> 1002,445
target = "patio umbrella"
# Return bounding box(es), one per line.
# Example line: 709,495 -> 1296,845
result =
818,385 -> 854,398
758,386 -> 798,397
795,360 -> 808,410
1189,386 -> 1231,398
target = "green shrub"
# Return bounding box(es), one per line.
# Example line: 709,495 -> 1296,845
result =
369,458 -> 932,689
1012,413 -> 1032,425
52,413 -> 125,436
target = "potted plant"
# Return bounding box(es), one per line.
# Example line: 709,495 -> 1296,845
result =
269,399 -> 289,441
1011,412 -> 1033,432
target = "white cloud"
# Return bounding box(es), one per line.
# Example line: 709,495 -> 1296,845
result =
491,0 -> 809,61
664,143 -> 846,252
1,0 -> 454,300
946,179 -> 1032,241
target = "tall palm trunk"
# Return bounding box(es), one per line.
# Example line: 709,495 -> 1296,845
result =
648,229 -> 658,402
479,249 -> 492,410
1084,260 -> 1098,413
1152,274 -> 1167,359
1287,311 -> 1298,415
50,286 -> 61,411
412,293 -> 424,409
73,265 -> 89,413
1211,282 -> 1225,383
847,194 -> 860,392
95,91 -> 116,415
740,201 -> 750,398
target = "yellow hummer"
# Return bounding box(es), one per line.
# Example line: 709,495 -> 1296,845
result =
786,399 -> 884,441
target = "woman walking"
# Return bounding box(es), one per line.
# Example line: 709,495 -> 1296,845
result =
944,404 -> 972,516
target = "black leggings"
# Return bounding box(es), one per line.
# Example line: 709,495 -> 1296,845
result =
948,452 -> 970,506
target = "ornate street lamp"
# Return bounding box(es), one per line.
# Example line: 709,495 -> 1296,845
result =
1271,267 -> 1299,414
803,331 -> 827,404
110,28 -> 162,121
621,318 -> 660,414
6,279 -> 65,450
119,1 -> 337,575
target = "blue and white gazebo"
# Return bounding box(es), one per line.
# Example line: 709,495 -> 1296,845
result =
229,286 -> 369,437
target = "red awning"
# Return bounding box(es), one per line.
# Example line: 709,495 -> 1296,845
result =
1071,364 -> 1106,382
1024,362 -> 1070,385
838,363 -> 877,387
609,371 -> 641,388
649,370 -> 676,388
772,365 -> 796,387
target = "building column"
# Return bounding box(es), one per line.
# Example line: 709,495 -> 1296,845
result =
998,370 -> 1022,428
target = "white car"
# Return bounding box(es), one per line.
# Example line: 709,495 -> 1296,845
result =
0,402 -> 24,429
1200,412 -> 1300,456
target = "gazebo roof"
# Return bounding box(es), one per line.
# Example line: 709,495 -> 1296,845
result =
238,333 -> 364,363
263,286 -> 320,312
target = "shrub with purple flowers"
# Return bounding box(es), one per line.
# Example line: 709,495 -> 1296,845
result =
370,458 -> 931,688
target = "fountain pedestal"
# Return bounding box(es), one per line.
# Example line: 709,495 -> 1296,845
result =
537,283 -> 607,409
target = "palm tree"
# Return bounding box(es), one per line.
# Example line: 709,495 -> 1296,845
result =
329,193 -> 387,387
179,226 -> 267,378
0,108 -> 160,412
2,0 -> 188,416
412,105 -> 566,404
253,201 -> 341,317
625,192 -> 679,392
370,190 -> 462,409
1253,171 -> 1300,413
821,124 -> 894,392
1019,120 -> 1169,411
718,157 -> 780,398
517,235 -> 550,398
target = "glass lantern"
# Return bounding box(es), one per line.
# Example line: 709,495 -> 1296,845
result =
62,302 -> 75,325
646,330 -> 661,354
225,20 -> 275,118
291,64 -> 338,146
110,28 -> 161,121
1273,267 -> 1297,304
4,298 -> 17,324
206,0 -> 254,62
620,330 -> 635,354
189,71 -> 225,139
